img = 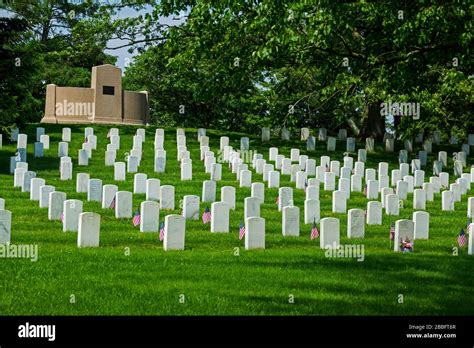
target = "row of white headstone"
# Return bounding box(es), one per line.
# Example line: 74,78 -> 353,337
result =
3,126 -> 474,253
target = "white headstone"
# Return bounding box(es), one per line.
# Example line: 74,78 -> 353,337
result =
304,199 -> 320,224
87,179 -> 102,202
347,209 -> 365,238
413,211 -> 429,239
105,151 -> 116,166
268,171 -> 280,188
211,202 -> 230,233
114,162 -> 126,181
63,200 -> 83,232
163,215 -> 186,251
127,155 -> 139,173
160,185 -> 175,210
133,173 -> 147,194
332,191 -> 347,213
366,179 -> 379,199
324,172 -> 336,191
48,191 -> 66,220
221,186 -> 236,210
251,182 -> 265,203
17,134 -> 27,149
146,179 -> 160,202
413,189 -> 426,210
282,206 -> 300,237
140,201 -> 160,233
13,168 -> 26,188
320,217 -> 340,249
385,194 -> 400,216
394,219 -> 414,252
240,170 -> 252,188
367,201 -> 382,225
211,163 -> 222,181
30,178 -> 46,201
278,187 -> 293,212
62,128 -> 71,142
441,191 -> 454,211
102,184 -> 118,209
77,212 -> 100,248
115,191 -> 133,218
78,149 -> 88,166
60,161 -> 72,181
245,217 -> 265,250
182,195 -> 200,220
202,180 -> 216,202
244,197 -> 261,219
0,210 -> 12,244
76,173 -> 89,193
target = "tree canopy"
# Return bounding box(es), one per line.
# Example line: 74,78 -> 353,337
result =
1,0 -> 472,139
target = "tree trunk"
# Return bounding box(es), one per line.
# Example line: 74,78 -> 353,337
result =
359,101 -> 385,141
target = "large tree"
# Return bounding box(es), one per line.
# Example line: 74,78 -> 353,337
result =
119,0 -> 472,138
0,0 -> 117,126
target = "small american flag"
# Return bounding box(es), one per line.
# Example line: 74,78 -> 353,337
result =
389,223 -> 395,241
275,196 -> 279,205
109,196 -> 116,209
159,222 -> 165,241
239,221 -> 246,240
132,208 -> 141,227
458,228 -> 466,247
202,206 -> 211,223
310,219 -> 319,239
466,219 -> 471,234
60,212 -> 64,223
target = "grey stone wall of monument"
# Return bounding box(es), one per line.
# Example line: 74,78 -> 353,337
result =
41,64 -> 149,125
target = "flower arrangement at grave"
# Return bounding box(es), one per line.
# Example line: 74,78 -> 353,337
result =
400,237 -> 414,253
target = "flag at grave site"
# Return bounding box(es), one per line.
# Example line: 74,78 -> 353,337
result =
239,221 -> 246,240
275,196 -> 279,205
466,219 -> 471,234
60,212 -> 64,223
159,222 -> 165,241
132,208 -> 141,227
202,206 -> 211,224
389,223 -> 395,241
458,228 -> 466,247
310,220 -> 319,239
109,196 -> 116,209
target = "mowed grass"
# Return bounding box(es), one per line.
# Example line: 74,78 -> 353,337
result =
0,124 -> 473,316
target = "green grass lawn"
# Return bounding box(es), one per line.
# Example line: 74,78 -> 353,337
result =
0,124 -> 473,315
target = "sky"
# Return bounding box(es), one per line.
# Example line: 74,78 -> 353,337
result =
0,3 -> 185,72
104,5 -> 185,71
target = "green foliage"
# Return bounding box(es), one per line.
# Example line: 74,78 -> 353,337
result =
1,1 -> 472,137
120,1 -> 472,137
0,1 -> 117,127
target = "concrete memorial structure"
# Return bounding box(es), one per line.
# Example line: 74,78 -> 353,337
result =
41,65 -> 149,125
